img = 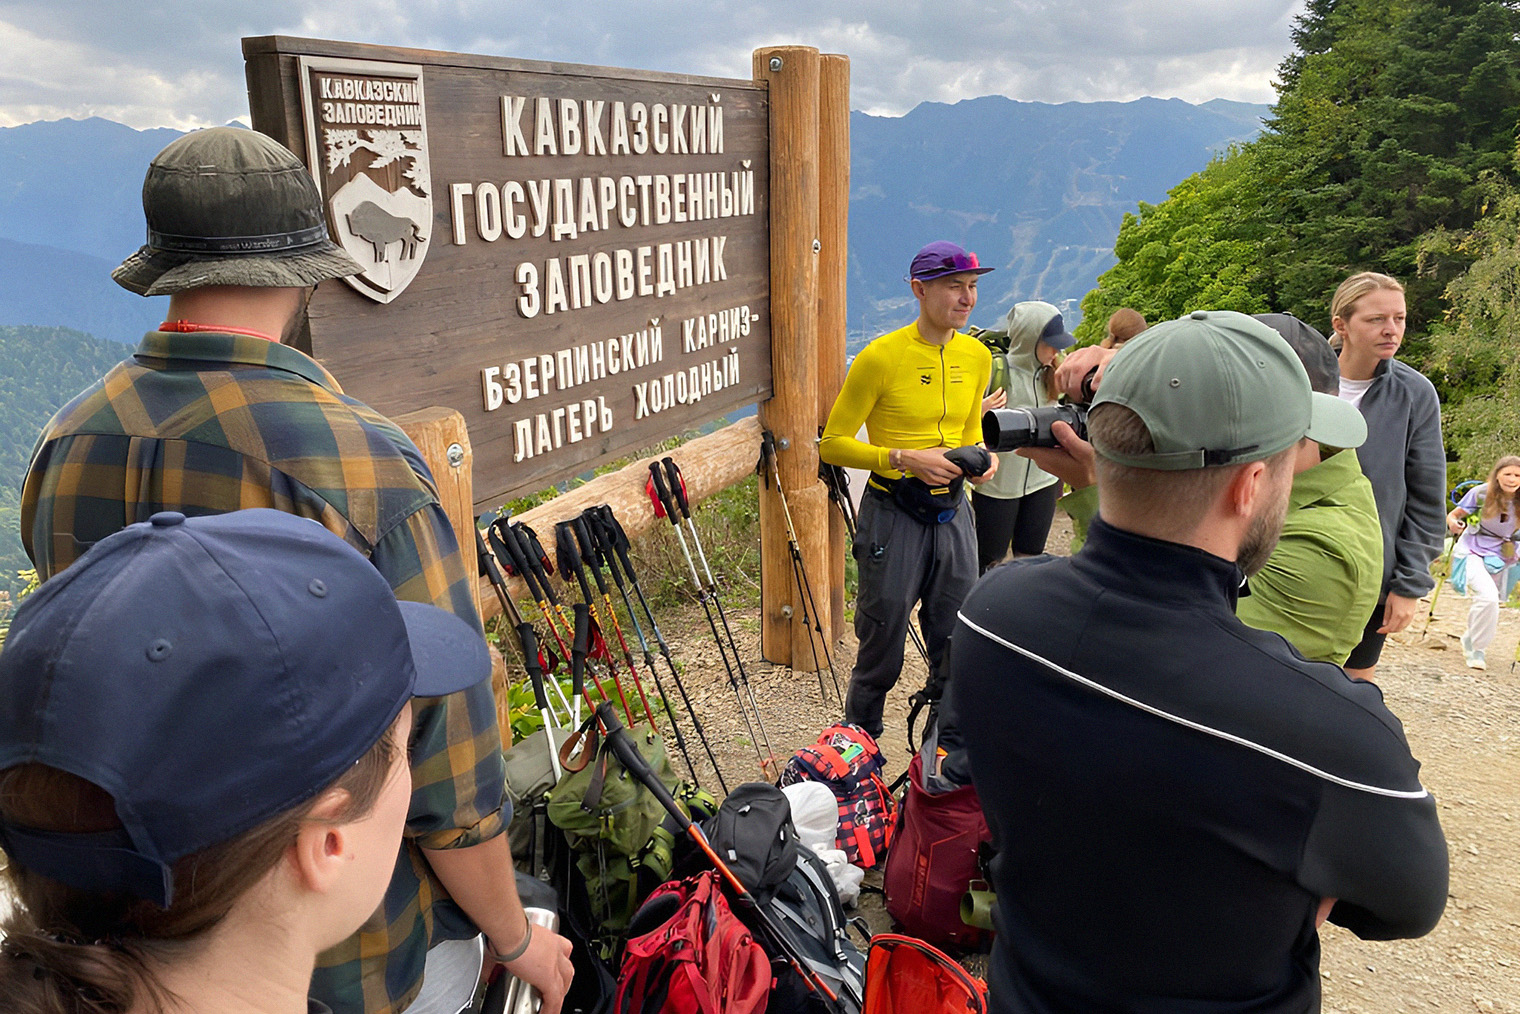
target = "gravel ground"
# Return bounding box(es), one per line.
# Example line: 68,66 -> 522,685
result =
649,512 -> 1520,1010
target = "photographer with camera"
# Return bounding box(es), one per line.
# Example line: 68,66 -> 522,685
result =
818,240 -> 998,738
971,301 -> 1076,572
1000,314 -> 1384,666
950,310 -> 1446,1013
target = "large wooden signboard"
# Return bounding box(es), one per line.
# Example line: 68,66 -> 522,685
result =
244,37 -> 772,508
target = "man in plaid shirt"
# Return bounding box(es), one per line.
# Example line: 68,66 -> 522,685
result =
19,128 -> 573,1014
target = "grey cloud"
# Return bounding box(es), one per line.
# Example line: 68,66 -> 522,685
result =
0,0 -> 1303,128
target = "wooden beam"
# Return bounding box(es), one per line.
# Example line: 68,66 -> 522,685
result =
472,415 -> 765,621
753,46 -> 825,671
819,54 -> 851,645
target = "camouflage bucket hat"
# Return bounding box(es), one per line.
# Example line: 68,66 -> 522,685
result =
113,127 -> 362,296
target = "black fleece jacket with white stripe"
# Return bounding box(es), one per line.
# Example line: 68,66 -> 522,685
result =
947,518 -> 1448,1014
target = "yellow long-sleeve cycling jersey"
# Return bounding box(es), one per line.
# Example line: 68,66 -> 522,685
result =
819,322 -> 992,477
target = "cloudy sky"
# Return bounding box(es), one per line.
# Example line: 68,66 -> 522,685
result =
0,1 -> 1306,130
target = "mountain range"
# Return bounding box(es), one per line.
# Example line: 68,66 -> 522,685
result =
0,99 -> 1266,350
847,96 -> 1267,344
0,99 -> 1266,590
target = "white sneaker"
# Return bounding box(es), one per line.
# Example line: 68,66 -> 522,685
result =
1465,648 -> 1487,671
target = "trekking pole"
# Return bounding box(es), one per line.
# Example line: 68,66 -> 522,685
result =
819,461 -> 859,540
595,702 -> 848,1014
1423,481 -> 1484,637
493,517 -> 608,719
476,528 -> 573,724
571,601 -> 591,731
659,457 -> 761,675
586,504 -> 730,792
521,519 -> 633,721
819,459 -> 932,671
489,517 -> 573,663
572,513 -> 710,785
649,460 -> 777,776
760,431 -> 842,704
1420,535 -> 1459,638
555,519 -> 643,730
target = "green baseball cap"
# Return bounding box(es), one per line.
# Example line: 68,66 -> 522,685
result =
113,127 -> 361,296
1091,309 -> 1367,470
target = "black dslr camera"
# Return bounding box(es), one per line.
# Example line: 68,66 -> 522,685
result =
982,404 -> 1090,451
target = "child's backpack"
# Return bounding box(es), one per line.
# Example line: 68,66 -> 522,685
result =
882,748 -> 992,951
861,934 -> 987,1014
778,724 -> 896,868
614,870 -> 772,1014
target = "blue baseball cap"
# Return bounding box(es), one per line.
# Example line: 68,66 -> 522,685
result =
908,240 -> 995,281
0,509 -> 490,907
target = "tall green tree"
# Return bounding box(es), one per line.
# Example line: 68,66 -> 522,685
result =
1080,0 -> 1520,359
1075,148 -> 1272,342
1417,172 -> 1520,477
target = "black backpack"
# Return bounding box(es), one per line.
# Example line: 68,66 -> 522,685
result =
764,846 -> 866,1014
678,783 -> 867,1014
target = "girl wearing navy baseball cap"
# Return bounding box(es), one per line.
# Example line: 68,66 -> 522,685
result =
0,509 -> 492,1014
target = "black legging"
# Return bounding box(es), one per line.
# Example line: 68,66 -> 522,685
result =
972,482 -> 1062,573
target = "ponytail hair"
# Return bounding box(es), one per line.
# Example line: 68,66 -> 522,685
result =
0,729 -> 397,1014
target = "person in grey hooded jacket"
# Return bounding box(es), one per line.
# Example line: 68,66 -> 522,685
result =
972,301 -> 1076,572
1331,271 -> 1446,681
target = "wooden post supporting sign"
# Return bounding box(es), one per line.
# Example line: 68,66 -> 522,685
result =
818,54 -> 850,645
394,406 -> 513,746
754,46 -> 829,671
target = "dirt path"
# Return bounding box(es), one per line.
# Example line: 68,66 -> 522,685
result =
655,515 -> 1520,1011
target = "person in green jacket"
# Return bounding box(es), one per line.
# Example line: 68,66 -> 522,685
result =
1028,312 -> 1382,666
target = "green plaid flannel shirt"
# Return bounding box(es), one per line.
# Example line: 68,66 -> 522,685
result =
20,330 -> 508,1014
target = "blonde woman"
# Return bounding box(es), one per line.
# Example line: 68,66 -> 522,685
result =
1332,272 -> 1446,680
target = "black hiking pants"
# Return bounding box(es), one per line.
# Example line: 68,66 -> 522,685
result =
845,488 -> 978,739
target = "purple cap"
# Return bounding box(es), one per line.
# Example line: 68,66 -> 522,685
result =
908,241 -> 995,281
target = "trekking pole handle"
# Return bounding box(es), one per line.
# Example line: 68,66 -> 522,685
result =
661,457 -> 691,519
518,524 -> 562,605
572,515 -> 610,593
598,504 -> 634,556
493,518 -> 542,602
571,602 -> 591,699
584,508 -> 626,587
518,623 -> 550,711
648,460 -> 680,524
554,520 -> 593,603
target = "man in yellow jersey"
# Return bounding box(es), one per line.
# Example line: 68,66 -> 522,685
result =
819,241 -> 998,737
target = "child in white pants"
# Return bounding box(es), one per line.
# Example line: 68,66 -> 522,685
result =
1448,455 -> 1520,670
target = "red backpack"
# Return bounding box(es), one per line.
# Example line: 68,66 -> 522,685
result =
614,870 -> 771,1014
778,724 -> 897,868
862,933 -> 987,1014
883,750 -> 993,951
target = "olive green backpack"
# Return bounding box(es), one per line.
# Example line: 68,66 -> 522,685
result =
545,716 -> 716,954
968,324 -> 1011,397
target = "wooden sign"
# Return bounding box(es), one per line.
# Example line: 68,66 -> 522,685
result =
244,36 -> 773,508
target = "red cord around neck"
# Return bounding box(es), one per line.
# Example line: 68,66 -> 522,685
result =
159,320 -> 280,342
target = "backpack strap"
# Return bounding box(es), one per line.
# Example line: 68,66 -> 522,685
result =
812,744 -> 852,779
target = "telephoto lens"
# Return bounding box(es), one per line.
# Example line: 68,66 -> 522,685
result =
982,404 -> 1089,451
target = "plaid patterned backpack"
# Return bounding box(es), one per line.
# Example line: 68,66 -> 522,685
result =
778,724 -> 897,868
